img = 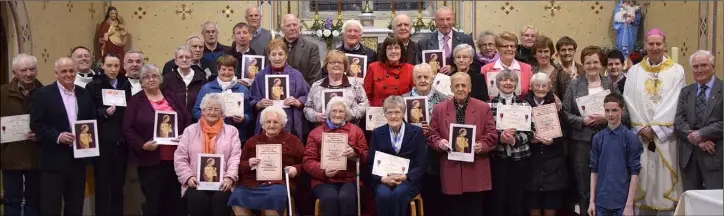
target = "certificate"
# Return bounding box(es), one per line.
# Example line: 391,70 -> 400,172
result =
448,124 -> 476,162
265,74 -> 291,108
153,111 -> 179,145
321,90 -> 345,113
197,154 -> 224,191
256,144 -> 283,181
495,104 -> 532,131
365,107 -> 387,131
72,120 -> 100,158
101,89 -> 127,107
212,92 -> 244,117
575,89 -> 610,116
403,96 -> 429,126
1,114 -> 30,144
371,151 -> 410,177
321,133 -> 348,170
532,104 -> 563,139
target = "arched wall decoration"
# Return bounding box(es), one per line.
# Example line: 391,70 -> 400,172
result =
7,1 -> 32,55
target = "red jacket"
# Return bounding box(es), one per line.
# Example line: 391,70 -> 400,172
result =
303,123 -> 369,189
238,131 -> 305,190
363,62 -> 414,106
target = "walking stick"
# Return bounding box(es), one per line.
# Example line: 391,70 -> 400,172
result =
356,159 -> 361,216
284,167 -> 294,216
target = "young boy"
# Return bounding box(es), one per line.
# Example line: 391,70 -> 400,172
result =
588,93 -> 643,216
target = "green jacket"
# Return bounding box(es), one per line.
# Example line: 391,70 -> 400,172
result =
0,78 -> 42,170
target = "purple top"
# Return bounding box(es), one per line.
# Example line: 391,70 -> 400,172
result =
249,63 -> 310,138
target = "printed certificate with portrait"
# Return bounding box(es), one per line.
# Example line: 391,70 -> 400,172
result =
448,124 -> 476,162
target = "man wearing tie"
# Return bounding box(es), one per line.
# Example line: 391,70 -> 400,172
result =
675,50 -> 723,191
416,7 -> 478,75
30,57 -> 97,216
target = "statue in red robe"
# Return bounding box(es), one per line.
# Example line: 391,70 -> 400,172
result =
95,7 -> 128,72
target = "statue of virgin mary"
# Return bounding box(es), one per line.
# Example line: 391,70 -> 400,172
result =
612,1 -> 643,58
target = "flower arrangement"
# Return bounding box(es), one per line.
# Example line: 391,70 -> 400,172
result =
310,17 -> 341,49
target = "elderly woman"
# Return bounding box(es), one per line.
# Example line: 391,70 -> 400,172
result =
524,73 -> 568,216
364,38 -> 414,106
250,39 -> 310,139
163,46 -> 208,118
515,25 -> 538,65
337,20 -> 377,64
304,50 -> 369,125
367,96 -> 427,216
174,94 -> 242,216
488,69 -> 534,216
302,97 -> 369,216
228,106 -> 305,216
193,55 -> 253,144
123,64 -> 191,216
477,30 -> 500,66
451,44 -> 490,101
562,46 -> 619,216
427,72 -> 498,216
482,31 -> 534,100
532,35 -> 564,97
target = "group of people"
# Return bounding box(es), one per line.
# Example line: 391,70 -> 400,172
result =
1,4 -> 721,216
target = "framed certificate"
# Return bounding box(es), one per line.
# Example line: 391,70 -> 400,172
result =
321,133 -> 348,170
153,111 -> 179,145
321,90 -> 345,113
212,92 -> 244,117
448,124 -> 476,162
1,114 -> 30,144
532,104 -> 563,139
101,89 -> 127,107
365,107 -> 387,131
256,144 -> 283,181
371,151 -> 410,177
241,55 -> 265,84
72,120 -> 100,158
265,74 -> 291,108
422,50 -> 446,73
495,104 -> 532,131
403,96 -> 429,126
197,153 -> 225,191
575,89 -> 611,116
344,53 -> 368,81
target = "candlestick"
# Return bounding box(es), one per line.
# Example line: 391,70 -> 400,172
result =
312,0 -> 321,29
414,0 -> 425,29
335,0 -> 343,28
287,1 -> 291,14
670,47 -> 680,63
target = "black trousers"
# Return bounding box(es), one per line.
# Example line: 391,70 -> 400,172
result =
490,156 -> 529,216
569,140 -> 592,216
2,169 -> 40,216
421,173 -> 443,216
185,188 -> 231,216
39,163 -> 87,216
94,144 -> 128,216
137,160 -> 186,216
313,183 -> 357,216
446,192 -> 484,216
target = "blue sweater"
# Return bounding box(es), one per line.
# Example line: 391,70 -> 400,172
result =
193,79 -> 254,144
589,124 -> 643,209
367,123 -> 427,191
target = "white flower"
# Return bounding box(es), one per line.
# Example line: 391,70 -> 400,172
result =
332,30 -> 340,37
323,29 -> 331,37
410,27 -> 415,35
316,30 -> 323,37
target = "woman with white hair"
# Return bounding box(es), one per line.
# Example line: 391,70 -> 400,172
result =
163,46 -> 209,119
228,106 -> 305,216
367,96 -> 427,216
303,97 -> 369,216
523,73 -> 567,216
337,19 -> 377,65
450,44 -> 490,101
174,94 -> 242,216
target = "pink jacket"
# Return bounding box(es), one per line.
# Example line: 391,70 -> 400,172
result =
481,59 -> 533,99
174,123 -> 242,196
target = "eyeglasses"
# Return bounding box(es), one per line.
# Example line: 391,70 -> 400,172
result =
386,46 -> 402,51
141,74 -> 160,80
497,45 -> 516,49
328,61 -> 344,65
385,110 -> 403,117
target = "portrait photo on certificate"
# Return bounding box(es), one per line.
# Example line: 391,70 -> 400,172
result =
422,50 -> 446,73
321,89 -> 345,113
371,151 -> 410,177
321,133 -> 349,170
365,107 -> 387,131
241,55 -> 265,83
448,124 -> 476,162
532,103 -> 563,139
345,53 -> 367,80
404,96 -> 429,126
197,153 -> 225,191
265,74 -> 290,108
101,89 -> 127,107
256,144 -> 283,181
495,104 -> 532,131
153,111 -> 178,145
72,120 -> 100,158
0,114 -> 31,144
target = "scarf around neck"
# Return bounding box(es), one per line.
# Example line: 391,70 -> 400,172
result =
200,117 -> 224,153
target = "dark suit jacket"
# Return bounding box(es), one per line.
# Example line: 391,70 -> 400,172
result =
30,82 -> 97,171
675,77 -> 723,169
377,40 -> 418,65
286,37 -> 322,85
162,58 -> 217,81
416,31 -> 479,66
162,67 -> 208,119
367,123 -> 427,190
85,75 -> 130,149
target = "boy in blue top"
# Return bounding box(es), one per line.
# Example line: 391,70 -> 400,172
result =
588,93 -> 643,216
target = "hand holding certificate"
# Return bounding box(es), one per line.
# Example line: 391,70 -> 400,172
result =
1,114 -> 31,144
495,104 -> 532,131
256,144 -> 283,181
371,151 -> 410,177
575,89 -> 610,116
321,133 -> 348,170
448,124 -> 476,162
532,104 -> 563,139
102,89 -> 127,107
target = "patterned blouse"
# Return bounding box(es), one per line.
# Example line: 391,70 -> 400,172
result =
489,94 -> 533,161
303,76 -> 370,123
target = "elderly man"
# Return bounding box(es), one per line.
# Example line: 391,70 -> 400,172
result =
123,50 -> 145,95
417,7 -> 477,75
282,14 -> 321,85
71,46 -> 99,88
0,54 -> 42,216
246,7 -> 272,56
30,57 -> 97,215
623,29 -> 685,213
379,14 -> 418,64
201,20 -> 229,63
337,20 -> 377,63
162,35 -> 217,79
675,50 -> 723,191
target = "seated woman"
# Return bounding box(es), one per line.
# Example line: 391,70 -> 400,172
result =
303,97 -> 369,216
228,106 -> 305,216
367,96 -> 427,216
174,94 -> 242,216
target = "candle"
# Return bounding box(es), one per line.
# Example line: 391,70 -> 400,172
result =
670,47 -> 679,63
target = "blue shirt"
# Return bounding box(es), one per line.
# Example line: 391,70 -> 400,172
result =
589,124 -> 643,209
697,75 -> 715,101
389,123 -> 406,153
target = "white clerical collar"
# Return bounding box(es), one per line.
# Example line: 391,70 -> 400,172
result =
494,59 -> 521,71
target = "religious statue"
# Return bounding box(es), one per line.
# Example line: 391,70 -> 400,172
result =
271,78 -> 285,100
159,115 -> 173,138
79,124 -> 92,149
349,58 -> 361,77
409,100 -> 423,123
248,59 -> 259,79
203,158 -> 218,182
455,128 -> 469,153
96,7 -> 129,64
612,1 -> 644,58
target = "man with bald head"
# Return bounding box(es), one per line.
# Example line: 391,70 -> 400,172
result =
30,57 -> 97,216
71,46 -> 99,88
246,7 -> 272,55
162,35 -> 218,79
282,14 -> 321,85
417,7 -> 477,74
378,14 -> 418,64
